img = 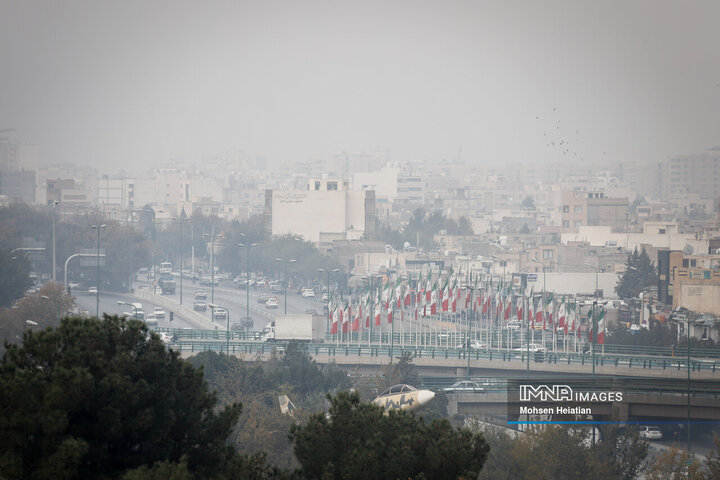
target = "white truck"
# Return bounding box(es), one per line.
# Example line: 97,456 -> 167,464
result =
260,314 -> 324,342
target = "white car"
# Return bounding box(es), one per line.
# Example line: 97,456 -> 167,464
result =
639,426 -> 663,440
302,289 -> 315,298
514,344 -> 547,353
213,308 -> 228,320
88,286 -> 97,295
443,380 -> 486,393
153,307 -> 166,318
265,297 -> 279,309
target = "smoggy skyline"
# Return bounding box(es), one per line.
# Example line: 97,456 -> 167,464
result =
1,0 -> 719,172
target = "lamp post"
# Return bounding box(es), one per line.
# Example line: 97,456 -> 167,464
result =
239,235 -> 258,332
492,256 -> 507,284
177,211 -> 189,305
51,200 -> 58,281
276,258 -> 296,314
209,304 -> 230,354
585,263 -> 600,301
117,301 -> 139,319
318,267 -> 340,335
91,224 -> 106,318
204,226 -> 223,304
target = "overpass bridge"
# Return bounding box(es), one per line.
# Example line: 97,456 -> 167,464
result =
166,329 -> 720,381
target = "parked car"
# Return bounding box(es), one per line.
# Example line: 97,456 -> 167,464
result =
302,288 -> 315,298
153,307 -> 166,318
194,290 -> 207,300
639,426 -> 663,440
443,380 -> 486,394
193,302 -> 207,312
265,297 -> 279,309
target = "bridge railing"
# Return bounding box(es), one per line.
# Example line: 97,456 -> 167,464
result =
168,340 -> 720,374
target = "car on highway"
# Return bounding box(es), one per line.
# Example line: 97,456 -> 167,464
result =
469,339 -> 487,349
302,288 -> 315,298
194,290 -> 207,300
513,344 -> 547,353
144,317 -> 158,327
256,295 -> 270,304
305,308 -> 318,315
153,307 -> 166,318
443,380 -> 486,394
88,286 -> 97,295
639,425 -> 663,440
265,297 -> 279,309
193,302 -> 207,312
213,308 -> 228,320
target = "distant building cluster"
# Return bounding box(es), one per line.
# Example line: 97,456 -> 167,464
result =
2,135 -> 720,331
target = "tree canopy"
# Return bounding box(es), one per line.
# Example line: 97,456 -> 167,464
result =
0,315 -> 247,479
0,248 -> 33,307
289,390 -> 489,480
615,247 -> 658,299
376,208 -> 474,251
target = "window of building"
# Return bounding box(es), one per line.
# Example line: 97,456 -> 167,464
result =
574,220 -> 583,228
543,249 -> 553,259
327,181 -> 337,190
314,181 -> 320,190
562,205 -> 570,213
659,228 -> 666,234
563,220 -> 569,228
574,205 -> 583,214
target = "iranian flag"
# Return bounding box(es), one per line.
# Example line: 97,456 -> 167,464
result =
588,307 -> 606,344
544,292 -> 554,330
504,292 -> 513,320
430,283 -> 438,315
565,300 -> 576,335
465,289 -> 471,309
535,297 -> 544,329
330,304 -> 338,334
342,304 -> 350,333
383,280 -> 391,309
387,308 -> 393,324
482,291 -> 490,315
374,299 -> 381,326
395,277 -> 403,309
516,294 -> 524,321
557,297 -> 566,332
416,273 -> 424,304
351,301 -> 360,331
442,279 -> 450,312
426,278 -> 432,303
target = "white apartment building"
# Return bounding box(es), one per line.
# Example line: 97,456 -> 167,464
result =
267,177 -> 376,243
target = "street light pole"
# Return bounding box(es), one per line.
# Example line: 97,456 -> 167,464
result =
203,226 -> 223,304
91,224 -> 106,318
240,235 -> 258,332
52,201 -> 58,281
276,258 -> 297,314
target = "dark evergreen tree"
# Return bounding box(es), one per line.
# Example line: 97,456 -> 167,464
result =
289,391 -> 489,480
615,247 -> 658,298
0,315 -> 245,479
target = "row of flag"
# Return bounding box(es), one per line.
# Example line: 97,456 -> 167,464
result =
326,272 -> 606,344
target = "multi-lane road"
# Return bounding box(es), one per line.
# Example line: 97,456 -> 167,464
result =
74,278 -> 325,332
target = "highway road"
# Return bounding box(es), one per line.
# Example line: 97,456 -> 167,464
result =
73,288 -> 196,329
131,277 -> 325,332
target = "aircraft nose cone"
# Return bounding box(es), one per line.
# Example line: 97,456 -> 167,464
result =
418,390 -> 435,406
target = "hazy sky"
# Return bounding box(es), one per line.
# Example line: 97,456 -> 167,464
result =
1,0 -> 719,172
